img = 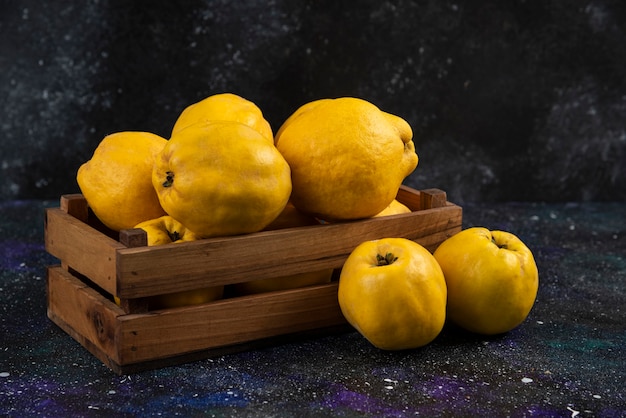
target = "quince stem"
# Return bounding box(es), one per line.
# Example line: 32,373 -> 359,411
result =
376,252 -> 398,266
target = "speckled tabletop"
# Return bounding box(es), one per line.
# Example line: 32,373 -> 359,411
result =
1,198 -> 625,417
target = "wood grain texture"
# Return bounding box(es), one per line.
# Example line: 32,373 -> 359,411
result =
45,208 -> 122,295
114,187 -> 462,298
47,266 -> 125,368
45,188 -> 462,298
47,265 -> 346,369
116,283 -> 346,364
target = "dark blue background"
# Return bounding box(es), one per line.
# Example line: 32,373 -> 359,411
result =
2,1 -> 625,203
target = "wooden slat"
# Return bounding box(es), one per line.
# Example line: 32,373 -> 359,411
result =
396,185 -> 422,210
47,266 -> 125,367
119,228 -> 148,248
419,225 -> 463,253
116,282 -> 346,365
115,204 -> 462,298
420,188 -> 448,209
111,324 -> 351,375
117,228 -> 150,314
44,186 -> 462,299
45,208 -> 123,295
48,265 -> 346,368
60,194 -> 89,222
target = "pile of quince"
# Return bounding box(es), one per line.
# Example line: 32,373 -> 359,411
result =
77,93 -> 539,345
77,93 -> 418,307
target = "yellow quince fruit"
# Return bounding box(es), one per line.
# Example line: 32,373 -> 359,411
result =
275,97 -> 418,220
433,227 -> 539,335
262,201 -> 319,230
152,120 -> 292,238
171,93 -> 273,141
134,215 -> 199,245
372,199 -> 412,217
338,238 -> 447,350
76,131 -> 167,231
232,270 -> 333,296
149,286 -> 224,310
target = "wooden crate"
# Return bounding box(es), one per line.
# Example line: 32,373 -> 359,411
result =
44,186 -> 462,374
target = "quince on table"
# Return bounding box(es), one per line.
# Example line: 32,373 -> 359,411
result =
338,238 -> 447,350
433,227 -> 539,335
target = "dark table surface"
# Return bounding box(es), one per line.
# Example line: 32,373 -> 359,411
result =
1,198 -> 625,417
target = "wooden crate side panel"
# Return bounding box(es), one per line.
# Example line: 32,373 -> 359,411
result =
112,324 -> 351,375
417,205 -> 463,252
116,283 -> 346,365
47,266 -> 124,367
115,205 -> 461,298
396,186 -> 422,210
418,224 -> 462,253
397,186 -> 449,211
45,208 -> 122,295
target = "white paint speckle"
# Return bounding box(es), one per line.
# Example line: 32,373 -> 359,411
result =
567,406 -> 580,417
35,178 -> 49,188
521,377 -> 533,384
0,372 -> 10,377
